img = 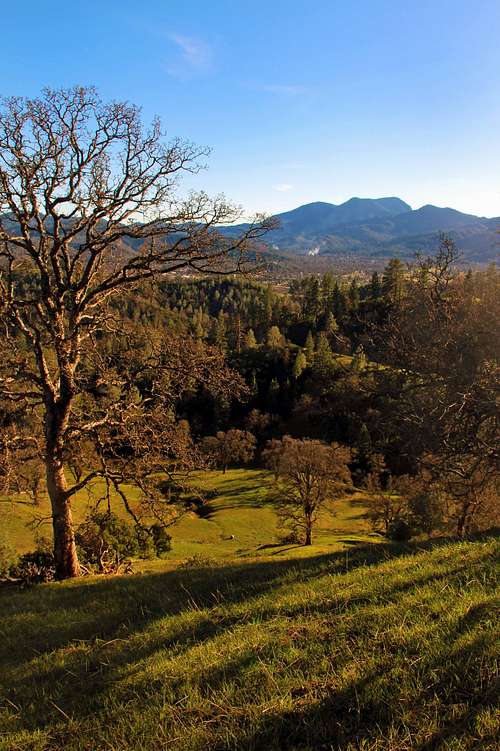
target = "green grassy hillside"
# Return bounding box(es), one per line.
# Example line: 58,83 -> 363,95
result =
1,536 -> 498,750
1,469 -> 376,561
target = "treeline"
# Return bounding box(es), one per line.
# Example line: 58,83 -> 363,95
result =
104,247 -> 500,543
124,260 -> 405,352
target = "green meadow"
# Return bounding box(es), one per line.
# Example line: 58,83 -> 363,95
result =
1,471 -> 498,750
1,468 -> 376,562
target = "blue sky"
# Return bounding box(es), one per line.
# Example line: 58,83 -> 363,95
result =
3,0 -> 500,218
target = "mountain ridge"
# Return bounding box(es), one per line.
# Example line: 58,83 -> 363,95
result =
222,197 -> 499,261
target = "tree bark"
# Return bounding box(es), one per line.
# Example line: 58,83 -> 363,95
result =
304,523 -> 312,546
46,455 -> 80,579
456,504 -> 470,539
45,381 -> 81,579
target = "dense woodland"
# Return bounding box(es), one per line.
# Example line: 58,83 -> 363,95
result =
118,250 -> 499,499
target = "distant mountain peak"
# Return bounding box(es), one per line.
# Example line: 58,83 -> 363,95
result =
218,196 -> 497,262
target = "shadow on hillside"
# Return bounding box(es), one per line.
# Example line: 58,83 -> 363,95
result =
1,533 -> 497,743
1,533 -> 494,654
213,628 -> 498,751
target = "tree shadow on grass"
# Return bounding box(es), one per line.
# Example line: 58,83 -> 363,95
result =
1,533 -> 494,663
1,534 -> 497,745
210,628 -> 499,751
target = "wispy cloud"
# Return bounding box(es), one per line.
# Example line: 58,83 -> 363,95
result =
258,84 -> 309,96
273,183 -> 293,192
166,33 -> 213,78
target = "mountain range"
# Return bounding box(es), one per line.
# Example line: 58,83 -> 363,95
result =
223,197 -> 499,261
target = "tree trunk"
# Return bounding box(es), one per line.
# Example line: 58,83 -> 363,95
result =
45,386 -> 81,579
456,507 -> 471,539
304,525 -> 312,546
46,457 -> 80,579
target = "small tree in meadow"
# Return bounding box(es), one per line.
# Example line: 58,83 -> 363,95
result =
264,437 -> 352,545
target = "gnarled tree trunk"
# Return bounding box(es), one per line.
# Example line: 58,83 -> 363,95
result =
45,393 -> 80,579
47,459 -> 80,579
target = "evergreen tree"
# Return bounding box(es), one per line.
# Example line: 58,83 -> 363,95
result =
244,328 -> 257,349
315,331 -> 333,366
348,278 -> 360,311
369,271 -> 382,299
304,276 -> 321,323
304,330 -> 315,363
267,325 -> 283,349
264,286 -> 274,326
321,272 -> 335,310
332,282 -> 347,320
323,310 -> 338,337
357,423 -> 372,459
293,350 -> 307,379
382,258 -> 404,302
214,311 -> 227,350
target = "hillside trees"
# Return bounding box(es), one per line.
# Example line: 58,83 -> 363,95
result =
376,238 -> 499,535
0,86 -> 272,578
201,429 -> 256,473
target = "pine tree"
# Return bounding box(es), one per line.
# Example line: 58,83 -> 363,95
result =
332,282 -> 347,320
369,271 -> 382,299
244,328 -> 257,349
293,350 -> 307,379
214,311 -> 227,350
304,330 -> 315,363
267,325 -> 283,349
382,258 -> 404,302
315,331 -> 333,365
323,310 -> 338,336
304,277 -> 321,323
357,423 -> 372,459
321,272 -> 335,310
348,278 -> 360,311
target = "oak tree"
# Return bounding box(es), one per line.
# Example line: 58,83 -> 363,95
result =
264,437 -> 352,545
0,87 -> 272,578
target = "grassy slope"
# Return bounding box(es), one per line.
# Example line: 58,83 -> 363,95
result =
1,469 -> 376,561
1,536 -> 498,750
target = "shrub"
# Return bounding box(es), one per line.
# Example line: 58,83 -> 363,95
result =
408,490 -> 446,535
75,511 -> 172,572
75,511 -> 140,572
10,545 -> 56,584
149,523 -> 172,555
178,554 -> 218,569
388,518 -> 413,542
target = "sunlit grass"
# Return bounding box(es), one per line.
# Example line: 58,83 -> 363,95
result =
0,536 -> 498,750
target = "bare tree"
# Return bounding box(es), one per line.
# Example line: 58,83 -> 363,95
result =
264,437 -> 352,545
0,86 -> 273,578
